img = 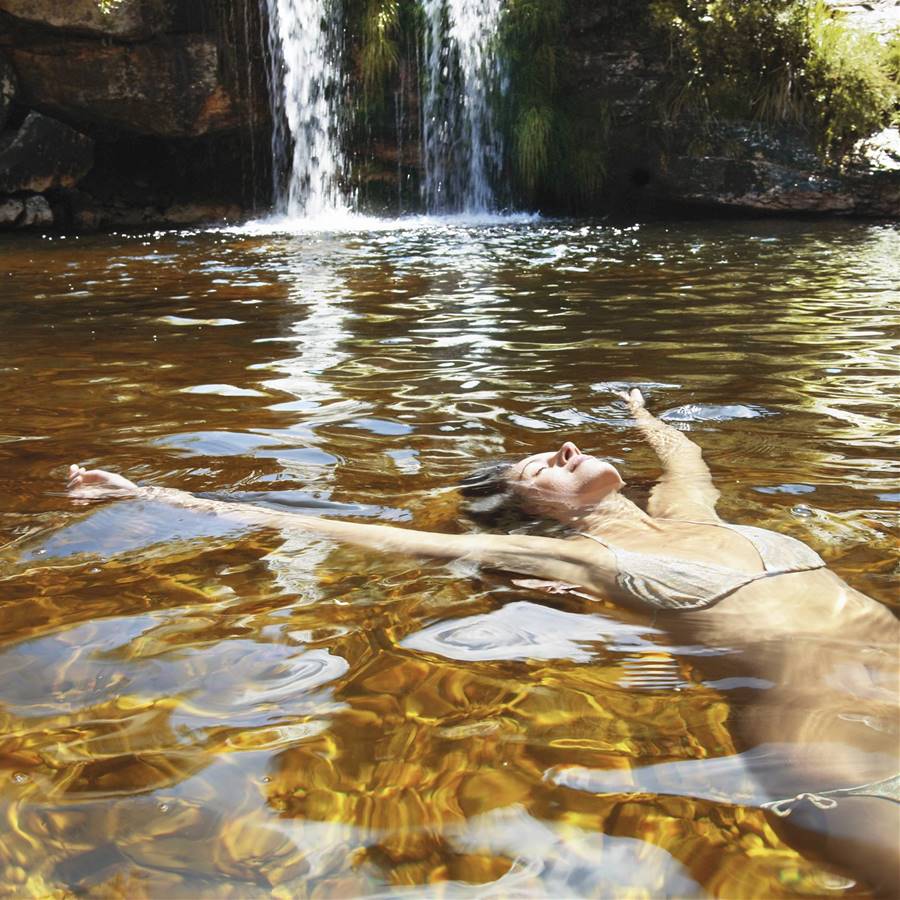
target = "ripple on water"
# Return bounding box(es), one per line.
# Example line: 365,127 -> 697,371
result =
179,384 -> 268,397
753,483 -> 817,496
155,431 -> 337,467
400,601 -> 659,663
659,403 -> 776,423
441,805 -> 705,898
155,315 -> 244,326
20,501 -> 243,562
342,417 -> 414,436
168,644 -> 350,729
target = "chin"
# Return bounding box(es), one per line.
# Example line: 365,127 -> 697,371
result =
581,462 -> 624,499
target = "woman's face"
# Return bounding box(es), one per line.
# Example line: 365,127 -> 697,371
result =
507,441 -> 624,515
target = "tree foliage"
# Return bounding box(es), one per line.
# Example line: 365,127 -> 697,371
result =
651,0 -> 899,159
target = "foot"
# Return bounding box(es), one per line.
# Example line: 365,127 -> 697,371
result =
67,464 -> 140,499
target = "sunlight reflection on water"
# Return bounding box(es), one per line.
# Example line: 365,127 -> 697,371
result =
0,218 -> 897,897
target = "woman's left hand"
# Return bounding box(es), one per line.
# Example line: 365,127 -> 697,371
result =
617,388 -> 646,415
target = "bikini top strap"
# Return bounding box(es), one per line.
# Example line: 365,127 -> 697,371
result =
577,532 -> 612,549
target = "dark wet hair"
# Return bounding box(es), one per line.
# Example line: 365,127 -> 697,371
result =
459,460 -> 515,522
458,460 -> 536,530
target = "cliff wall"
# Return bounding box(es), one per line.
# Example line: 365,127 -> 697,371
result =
0,0 -> 896,230
0,0 -> 270,230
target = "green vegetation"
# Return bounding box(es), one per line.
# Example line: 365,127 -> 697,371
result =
358,0 -> 402,93
651,0 -> 900,159
500,0 -> 609,208
343,0 -> 610,208
347,0 -> 425,104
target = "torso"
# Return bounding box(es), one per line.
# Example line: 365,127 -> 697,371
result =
581,516 -> 776,573
563,515 -> 900,894
549,515 -> 897,650
573,517 -> 826,613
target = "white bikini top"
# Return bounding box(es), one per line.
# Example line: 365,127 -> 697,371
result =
579,521 -> 826,611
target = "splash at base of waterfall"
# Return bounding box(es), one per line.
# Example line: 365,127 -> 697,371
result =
231,209 -> 538,236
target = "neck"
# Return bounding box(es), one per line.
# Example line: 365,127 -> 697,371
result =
571,491 -> 659,536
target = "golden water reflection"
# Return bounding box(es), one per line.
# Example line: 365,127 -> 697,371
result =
0,219 -> 897,896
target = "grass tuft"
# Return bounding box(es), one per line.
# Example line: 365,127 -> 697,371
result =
359,0 -> 401,93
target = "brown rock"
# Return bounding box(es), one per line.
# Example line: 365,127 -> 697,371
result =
660,155 -> 900,217
0,195 -> 23,226
161,202 -> 242,224
0,0 -> 176,41
20,192 -> 52,227
10,36 -> 238,137
0,111 -> 93,192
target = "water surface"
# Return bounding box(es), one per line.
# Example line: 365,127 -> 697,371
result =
1,218 -> 898,897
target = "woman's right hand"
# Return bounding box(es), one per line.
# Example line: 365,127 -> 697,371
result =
66,465 -> 140,498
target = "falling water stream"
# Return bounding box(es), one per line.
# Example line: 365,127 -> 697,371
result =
264,0 -> 507,218
265,0 -> 348,217
421,0 -> 507,212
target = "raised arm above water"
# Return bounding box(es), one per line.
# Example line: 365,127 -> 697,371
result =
620,389 -> 720,521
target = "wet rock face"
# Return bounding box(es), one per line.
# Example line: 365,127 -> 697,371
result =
0,194 -> 22,224
0,50 -> 16,130
0,111 -> 94,193
10,36 -> 237,138
0,0 -> 177,41
654,123 -> 900,217
660,155 -> 900,216
21,190 -> 51,225
0,0 -> 266,229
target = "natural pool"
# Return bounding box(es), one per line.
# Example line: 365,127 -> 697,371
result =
1,218 -> 898,897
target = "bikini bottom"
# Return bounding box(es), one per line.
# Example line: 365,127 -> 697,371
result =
762,772 -> 900,817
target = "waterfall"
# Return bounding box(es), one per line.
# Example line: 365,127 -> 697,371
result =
264,0 -> 348,217
262,0 -> 508,220
421,0 -> 507,213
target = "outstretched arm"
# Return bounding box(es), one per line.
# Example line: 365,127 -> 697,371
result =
66,466 -> 615,594
618,391 -> 720,521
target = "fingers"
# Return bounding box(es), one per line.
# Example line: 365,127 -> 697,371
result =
614,388 -> 646,412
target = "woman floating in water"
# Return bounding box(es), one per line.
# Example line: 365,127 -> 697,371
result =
67,389 -> 898,894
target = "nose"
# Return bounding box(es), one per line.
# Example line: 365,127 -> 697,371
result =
555,441 -> 580,464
